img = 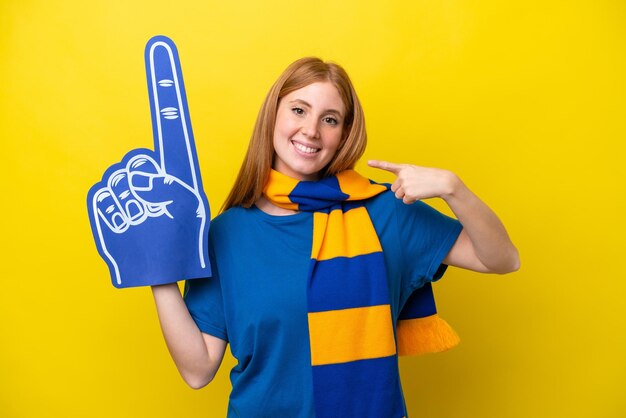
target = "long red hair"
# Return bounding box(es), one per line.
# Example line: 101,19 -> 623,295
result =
222,57 -> 367,211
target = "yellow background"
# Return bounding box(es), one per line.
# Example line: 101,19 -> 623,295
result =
1,0 -> 624,417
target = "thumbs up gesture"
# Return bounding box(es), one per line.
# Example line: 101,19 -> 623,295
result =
87,36 -> 211,288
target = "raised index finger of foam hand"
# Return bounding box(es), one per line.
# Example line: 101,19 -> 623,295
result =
145,36 -> 201,191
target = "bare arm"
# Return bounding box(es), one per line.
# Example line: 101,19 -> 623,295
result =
151,283 -> 227,389
439,177 -> 520,273
368,160 -> 520,274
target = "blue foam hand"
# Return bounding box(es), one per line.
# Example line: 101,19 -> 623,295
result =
87,36 -> 211,288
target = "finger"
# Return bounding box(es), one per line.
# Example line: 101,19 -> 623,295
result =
390,178 -> 401,193
368,160 -> 403,175
394,187 -> 405,200
93,187 -> 128,233
107,169 -> 146,224
126,154 -> 161,177
127,154 -> 165,215
145,35 -> 202,191
402,196 -> 417,205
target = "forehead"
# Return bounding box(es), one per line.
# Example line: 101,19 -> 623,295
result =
282,82 -> 345,114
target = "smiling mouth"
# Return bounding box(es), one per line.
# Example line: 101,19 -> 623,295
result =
291,140 -> 320,155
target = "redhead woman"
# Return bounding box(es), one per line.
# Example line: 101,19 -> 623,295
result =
151,57 -> 519,418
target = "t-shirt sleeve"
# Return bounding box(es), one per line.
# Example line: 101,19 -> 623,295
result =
394,198 -> 463,290
183,247 -> 228,342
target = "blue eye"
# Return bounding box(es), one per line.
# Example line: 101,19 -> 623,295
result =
292,107 -> 304,115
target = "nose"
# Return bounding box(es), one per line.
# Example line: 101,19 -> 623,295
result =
300,117 -> 320,139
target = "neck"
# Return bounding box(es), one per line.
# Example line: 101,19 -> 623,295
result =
255,196 -> 299,216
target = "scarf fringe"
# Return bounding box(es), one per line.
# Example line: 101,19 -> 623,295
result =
396,314 -> 460,356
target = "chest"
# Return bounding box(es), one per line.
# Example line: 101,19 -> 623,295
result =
214,216 -> 313,343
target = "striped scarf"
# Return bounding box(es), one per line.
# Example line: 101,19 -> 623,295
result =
263,169 -> 459,418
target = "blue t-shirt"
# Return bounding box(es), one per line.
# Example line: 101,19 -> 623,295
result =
184,190 -> 463,418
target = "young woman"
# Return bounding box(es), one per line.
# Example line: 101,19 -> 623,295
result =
151,57 -> 519,417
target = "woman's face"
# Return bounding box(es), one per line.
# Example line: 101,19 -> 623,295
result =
272,81 -> 346,181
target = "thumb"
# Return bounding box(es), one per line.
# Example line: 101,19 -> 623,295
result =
368,160 -> 403,174
129,173 -> 199,219
129,172 -> 190,204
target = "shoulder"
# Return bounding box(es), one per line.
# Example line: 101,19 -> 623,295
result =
365,189 -> 461,241
211,206 -> 249,225
209,206 -> 252,239
365,188 -> 433,220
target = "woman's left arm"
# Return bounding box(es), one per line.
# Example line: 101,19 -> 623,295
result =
368,160 -> 520,274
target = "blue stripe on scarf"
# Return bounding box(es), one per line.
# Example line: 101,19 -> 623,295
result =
398,282 -> 438,319
311,355 -> 405,418
308,252 -> 389,312
290,177 -> 350,211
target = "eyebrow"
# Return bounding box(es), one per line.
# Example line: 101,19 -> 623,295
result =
288,99 -> 344,118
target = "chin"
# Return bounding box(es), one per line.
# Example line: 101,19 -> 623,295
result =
274,154 -> 331,181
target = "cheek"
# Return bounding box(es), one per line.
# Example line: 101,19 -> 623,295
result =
275,112 -> 298,135
273,121 -> 292,152
329,129 -> 344,151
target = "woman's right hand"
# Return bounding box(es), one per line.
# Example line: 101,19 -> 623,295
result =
151,283 -> 227,388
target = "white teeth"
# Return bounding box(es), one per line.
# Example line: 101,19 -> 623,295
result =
292,141 -> 319,154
